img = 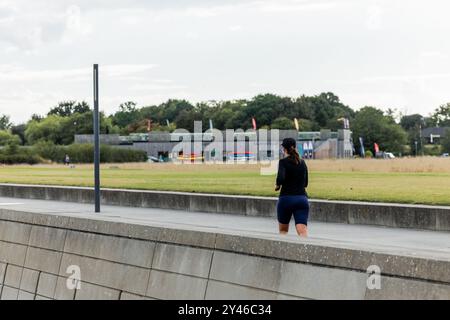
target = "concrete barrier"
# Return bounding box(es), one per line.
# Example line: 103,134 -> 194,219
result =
1,184 -> 449,231
0,207 -> 448,300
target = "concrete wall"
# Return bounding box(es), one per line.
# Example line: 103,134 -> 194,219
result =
0,207 -> 448,300
74,134 -> 120,145
1,184 -> 449,232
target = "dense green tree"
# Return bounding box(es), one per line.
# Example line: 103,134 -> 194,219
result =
352,107 -> 407,155
271,117 -> 295,130
400,114 -> 426,155
296,119 -> 314,131
31,114 -> 43,122
0,114 -> 11,130
400,114 -> 424,131
72,101 -> 91,114
25,112 -> 118,145
106,93 -> 356,133
25,115 -> 64,145
48,101 -> 91,117
12,92 -> 430,155
0,130 -> 20,146
305,92 -> 355,130
11,124 -> 27,145
431,103 -> 450,126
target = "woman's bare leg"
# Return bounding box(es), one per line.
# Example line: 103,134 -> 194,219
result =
295,224 -> 308,237
279,223 -> 289,234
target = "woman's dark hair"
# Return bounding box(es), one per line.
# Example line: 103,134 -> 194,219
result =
281,138 -> 301,165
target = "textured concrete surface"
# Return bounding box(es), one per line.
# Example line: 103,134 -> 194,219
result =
0,196 -> 448,260
1,183 -> 449,231
0,197 -> 449,300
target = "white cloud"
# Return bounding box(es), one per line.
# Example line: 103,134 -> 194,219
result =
0,64 -> 156,82
130,83 -> 188,91
258,0 -> 341,13
229,25 -> 242,32
366,3 -> 383,30
1,0 -> 450,122
62,5 -> 92,43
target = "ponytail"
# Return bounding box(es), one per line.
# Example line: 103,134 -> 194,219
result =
287,146 -> 301,165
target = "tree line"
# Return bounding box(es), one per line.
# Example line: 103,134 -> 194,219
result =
1,92 -> 450,156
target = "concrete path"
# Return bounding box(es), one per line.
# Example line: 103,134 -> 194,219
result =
1,196 -> 449,261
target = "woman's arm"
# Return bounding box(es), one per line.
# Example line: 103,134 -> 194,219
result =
276,160 -> 285,189
304,161 -> 309,188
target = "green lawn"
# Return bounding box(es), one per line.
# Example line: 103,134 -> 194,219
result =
0,164 -> 449,206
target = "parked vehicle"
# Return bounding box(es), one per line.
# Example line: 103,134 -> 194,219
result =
148,156 -> 163,163
226,152 -> 256,162
375,151 -> 396,159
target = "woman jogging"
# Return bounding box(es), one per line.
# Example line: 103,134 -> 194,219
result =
275,137 -> 309,237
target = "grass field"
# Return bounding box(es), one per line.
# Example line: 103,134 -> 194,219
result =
1,157 -> 450,206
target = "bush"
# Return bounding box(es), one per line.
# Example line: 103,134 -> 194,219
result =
0,152 -> 41,164
365,150 -> 374,158
33,141 -> 66,162
32,143 -> 147,163
0,139 -> 41,164
0,130 -> 21,146
423,144 -> 442,156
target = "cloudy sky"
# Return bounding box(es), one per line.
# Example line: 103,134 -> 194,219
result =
1,0 -> 450,123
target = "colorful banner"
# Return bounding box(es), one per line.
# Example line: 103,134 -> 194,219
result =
374,143 -> 380,154
252,117 -> 257,130
294,118 -> 299,131
359,137 -> 365,157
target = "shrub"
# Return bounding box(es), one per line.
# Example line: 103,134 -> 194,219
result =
0,152 -> 41,164
32,143 -> 147,163
33,141 -> 66,163
365,150 -> 374,158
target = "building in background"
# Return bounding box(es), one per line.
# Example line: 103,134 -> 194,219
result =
75,129 -> 354,161
422,127 -> 450,144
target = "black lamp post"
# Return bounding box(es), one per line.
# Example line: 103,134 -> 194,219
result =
93,64 -> 100,213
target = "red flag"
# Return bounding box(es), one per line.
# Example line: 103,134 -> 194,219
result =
252,117 -> 257,130
374,143 -> 379,153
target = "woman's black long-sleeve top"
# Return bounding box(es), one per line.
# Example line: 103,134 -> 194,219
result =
276,158 -> 308,196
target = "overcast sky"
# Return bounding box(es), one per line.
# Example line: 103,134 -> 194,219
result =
1,0 -> 450,123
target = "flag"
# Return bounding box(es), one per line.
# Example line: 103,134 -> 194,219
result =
251,117 -> 257,130
359,137 -> 365,157
147,119 -> 151,132
209,119 -> 213,130
166,119 -> 170,127
374,143 -> 380,154
294,118 -> 299,131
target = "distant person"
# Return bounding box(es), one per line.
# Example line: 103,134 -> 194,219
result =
64,154 -> 70,166
275,138 -> 309,237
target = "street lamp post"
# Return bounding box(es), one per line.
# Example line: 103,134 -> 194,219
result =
419,118 -> 424,157
93,64 -> 100,213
